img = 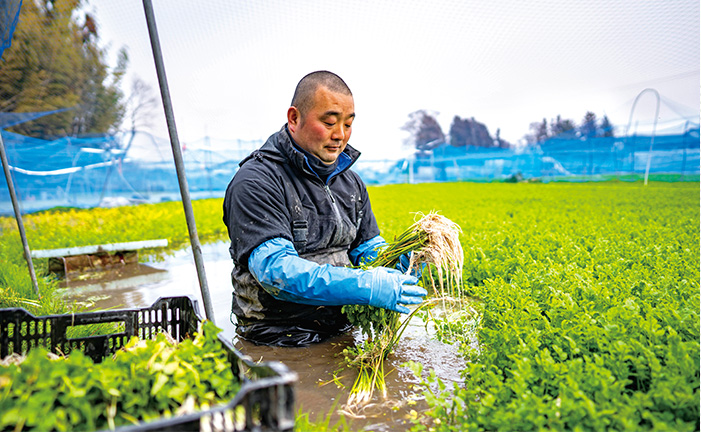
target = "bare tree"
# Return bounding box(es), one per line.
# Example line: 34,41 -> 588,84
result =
526,118 -> 549,144
402,110 -> 445,150
599,115 -> 615,137
98,77 -> 160,203
124,77 -> 159,133
579,111 -> 598,139
495,128 -> 511,148
550,115 -> 577,139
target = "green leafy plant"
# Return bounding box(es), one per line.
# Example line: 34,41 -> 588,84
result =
0,320 -> 240,431
388,181 -> 700,432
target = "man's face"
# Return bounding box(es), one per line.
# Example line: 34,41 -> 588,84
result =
287,86 -> 355,165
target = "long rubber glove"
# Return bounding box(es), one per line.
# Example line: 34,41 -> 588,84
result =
249,237 -> 427,313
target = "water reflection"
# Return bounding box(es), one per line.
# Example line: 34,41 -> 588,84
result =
58,241 -> 238,338
58,241 -> 470,431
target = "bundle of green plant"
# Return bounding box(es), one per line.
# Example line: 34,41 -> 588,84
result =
0,321 -> 240,431
341,212 -> 465,412
345,212 -> 465,333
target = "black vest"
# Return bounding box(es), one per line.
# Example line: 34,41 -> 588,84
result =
222,126 -> 380,346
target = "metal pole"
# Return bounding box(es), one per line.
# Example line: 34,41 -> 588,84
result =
643,96 -> 660,186
142,0 -> 215,323
624,88 -> 660,186
680,121 -> 689,181
0,132 -> 40,297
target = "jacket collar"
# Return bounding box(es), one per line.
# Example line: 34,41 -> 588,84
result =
247,125 -> 360,182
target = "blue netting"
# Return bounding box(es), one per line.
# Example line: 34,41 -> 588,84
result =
0,108 -> 72,128
0,129 -> 262,214
0,125 -> 699,215
0,0 -> 22,59
391,128 -> 700,184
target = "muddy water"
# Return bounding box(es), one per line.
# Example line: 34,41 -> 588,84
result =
57,241 -> 469,431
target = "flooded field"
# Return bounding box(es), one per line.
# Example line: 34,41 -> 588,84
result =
57,241 -> 472,431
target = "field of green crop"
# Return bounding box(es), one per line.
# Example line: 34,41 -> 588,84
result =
0,181 -> 699,431
369,182 -> 699,431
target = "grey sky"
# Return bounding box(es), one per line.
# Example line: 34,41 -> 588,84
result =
89,0 -> 699,160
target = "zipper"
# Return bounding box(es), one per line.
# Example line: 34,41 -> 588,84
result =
324,184 -> 336,203
324,184 -> 343,223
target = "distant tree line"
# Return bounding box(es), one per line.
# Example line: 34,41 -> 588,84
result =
402,110 -> 510,151
525,111 -> 615,144
449,116 -> 510,148
402,110 -> 616,152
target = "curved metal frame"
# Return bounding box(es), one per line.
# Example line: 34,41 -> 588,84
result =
624,88 -> 661,186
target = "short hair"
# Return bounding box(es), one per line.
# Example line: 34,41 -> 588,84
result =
291,71 -> 352,116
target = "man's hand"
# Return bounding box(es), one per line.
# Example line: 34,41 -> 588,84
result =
367,267 -> 427,314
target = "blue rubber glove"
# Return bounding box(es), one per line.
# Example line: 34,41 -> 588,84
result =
249,237 -> 427,313
366,267 -> 427,314
349,235 -> 386,266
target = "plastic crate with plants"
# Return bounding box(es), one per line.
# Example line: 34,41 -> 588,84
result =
0,296 -> 296,432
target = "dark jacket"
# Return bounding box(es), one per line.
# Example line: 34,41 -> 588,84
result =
222,126 -> 380,345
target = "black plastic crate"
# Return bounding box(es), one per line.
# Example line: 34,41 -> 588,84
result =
0,296 -> 296,432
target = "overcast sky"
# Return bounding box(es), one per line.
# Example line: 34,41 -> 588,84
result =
87,0 -> 699,160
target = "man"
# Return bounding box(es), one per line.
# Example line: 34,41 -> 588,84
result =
223,71 -> 426,347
